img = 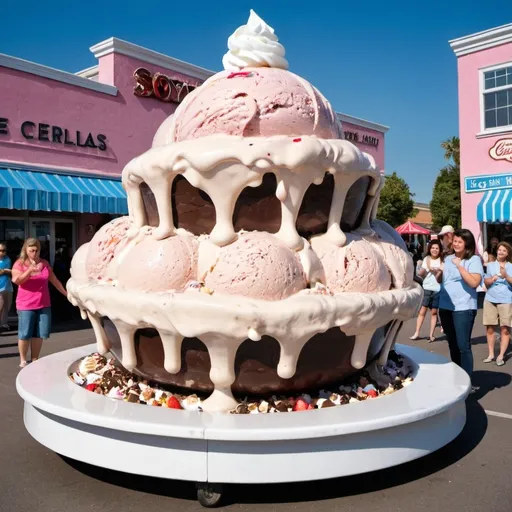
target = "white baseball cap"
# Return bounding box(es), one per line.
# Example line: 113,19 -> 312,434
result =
438,225 -> 455,236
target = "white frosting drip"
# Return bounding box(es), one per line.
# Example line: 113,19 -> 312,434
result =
67,274 -> 422,412
378,320 -> 402,366
222,10 -> 289,71
122,135 -> 380,250
351,331 -> 374,369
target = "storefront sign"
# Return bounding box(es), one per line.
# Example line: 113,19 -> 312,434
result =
0,117 -> 107,150
489,139 -> 512,162
344,130 -> 379,147
133,67 -> 197,103
465,173 -> 512,193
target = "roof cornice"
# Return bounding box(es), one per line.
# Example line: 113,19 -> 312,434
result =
0,53 -> 117,96
337,112 -> 389,133
449,23 -> 512,57
90,37 -> 215,81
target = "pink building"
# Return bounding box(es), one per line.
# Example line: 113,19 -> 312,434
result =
450,23 -> 512,251
0,38 -> 388,265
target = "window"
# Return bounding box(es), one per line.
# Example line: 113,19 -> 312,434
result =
483,65 -> 512,130
0,219 -> 26,264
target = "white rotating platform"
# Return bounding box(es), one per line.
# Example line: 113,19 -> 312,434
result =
16,343 -> 470,507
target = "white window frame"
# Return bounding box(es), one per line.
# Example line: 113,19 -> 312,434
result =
478,60 -> 512,137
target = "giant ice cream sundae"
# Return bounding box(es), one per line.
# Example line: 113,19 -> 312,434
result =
67,10 -> 422,412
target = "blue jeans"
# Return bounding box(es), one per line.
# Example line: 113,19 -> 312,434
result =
17,307 -> 52,340
439,309 -> 477,378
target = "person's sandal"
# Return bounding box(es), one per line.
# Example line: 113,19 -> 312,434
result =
19,361 -> 28,368
496,358 -> 505,366
482,357 -> 495,363
409,334 -> 420,340
429,336 -> 436,343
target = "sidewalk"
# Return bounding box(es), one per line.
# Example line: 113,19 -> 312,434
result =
1,312 -> 512,512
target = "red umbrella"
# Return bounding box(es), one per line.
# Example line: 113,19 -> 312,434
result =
395,220 -> 431,235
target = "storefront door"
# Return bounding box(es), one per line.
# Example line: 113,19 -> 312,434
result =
29,218 -> 75,265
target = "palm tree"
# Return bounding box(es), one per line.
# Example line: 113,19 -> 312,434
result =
441,136 -> 460,166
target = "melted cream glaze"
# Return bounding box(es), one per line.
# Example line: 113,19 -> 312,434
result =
67,275 -> 422,412
122,135 -> 379,249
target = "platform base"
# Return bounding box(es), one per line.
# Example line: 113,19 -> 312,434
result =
17,343 -> 470,485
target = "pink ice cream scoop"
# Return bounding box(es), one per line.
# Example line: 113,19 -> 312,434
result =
365,220 -> 414,289
167,67 -> 342,142
116,235 -> 198,292
203,232 -> 307,300
86,217 -> 132,280
311,235 -> 392,294
70,242 -> 90,282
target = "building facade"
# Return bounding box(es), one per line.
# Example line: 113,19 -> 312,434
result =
409,203 -> 433,229
450,23 -> 512,251
1,38 -> 388,266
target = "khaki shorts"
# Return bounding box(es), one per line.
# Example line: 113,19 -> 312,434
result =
483,300 -> 512,327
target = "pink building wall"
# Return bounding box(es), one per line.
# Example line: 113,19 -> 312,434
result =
341,121 -> 385,171
0,52 -> 205,176
456,41 -> 512,239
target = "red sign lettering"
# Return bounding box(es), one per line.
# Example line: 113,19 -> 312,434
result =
133,67 -> 198,104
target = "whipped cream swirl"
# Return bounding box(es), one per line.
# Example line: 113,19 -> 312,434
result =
222,10 -> 289,71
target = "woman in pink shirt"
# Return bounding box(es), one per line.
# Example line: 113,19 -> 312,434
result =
12,238 -> 67,368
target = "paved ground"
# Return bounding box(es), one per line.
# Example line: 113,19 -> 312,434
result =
1,310 -> 511,512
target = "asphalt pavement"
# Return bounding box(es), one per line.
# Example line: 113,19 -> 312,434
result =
1,311 -> 511,512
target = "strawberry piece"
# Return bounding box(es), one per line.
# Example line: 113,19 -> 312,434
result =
85,383 -> 97,392
366,389 -> 378,398
293,138 -> 302,142
166,396 -> 183,409
293,398 -> 309,412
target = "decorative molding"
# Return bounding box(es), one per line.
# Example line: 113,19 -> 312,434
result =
90,37 -> 215,81
337,112 -> 389,133
0,53 -> 117,96
449,23 -> 512,57
0,160 -> 122,180
476,127 -> 512,139
75,65 -> 99,81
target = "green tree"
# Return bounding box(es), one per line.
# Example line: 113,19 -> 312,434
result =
430,165 -> 461,229
377,172 -> 417,227
441,136 -> 460,166
430,137 -> 461,229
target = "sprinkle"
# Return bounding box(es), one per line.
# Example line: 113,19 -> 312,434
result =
293,138 -> 302,142
227,71 -> 253,79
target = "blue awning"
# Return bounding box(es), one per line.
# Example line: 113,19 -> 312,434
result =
0,168 -> 128,214
477,189 -> 512,223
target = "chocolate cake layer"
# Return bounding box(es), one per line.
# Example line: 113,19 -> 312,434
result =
141,173 -> 371,237
104,319 -> 386,395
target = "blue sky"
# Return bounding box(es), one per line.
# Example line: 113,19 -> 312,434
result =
2,1 -> 511,203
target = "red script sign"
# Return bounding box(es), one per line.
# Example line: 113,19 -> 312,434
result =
489,138 -> 512,162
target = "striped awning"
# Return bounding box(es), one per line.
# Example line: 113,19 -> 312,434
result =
0,168 -> 128,214
477,189 -> 512,223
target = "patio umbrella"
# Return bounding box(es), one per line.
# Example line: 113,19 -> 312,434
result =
395,220 -> 431,235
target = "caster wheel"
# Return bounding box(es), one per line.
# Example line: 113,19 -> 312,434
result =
196,482 -> 224,508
